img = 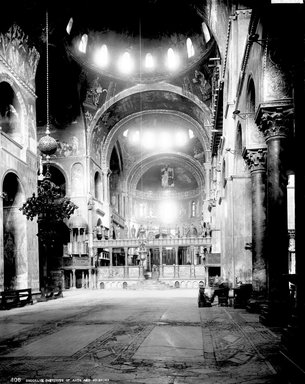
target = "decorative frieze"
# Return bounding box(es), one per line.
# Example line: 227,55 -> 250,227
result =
244,148 -> 267,173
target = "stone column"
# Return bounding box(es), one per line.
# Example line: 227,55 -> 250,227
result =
101,168 -> 111,204
190,246 -> 194,265
62,272 -> 65,291
256,103 -> 293,324
159,247 -> 163,277
0,192 -> 4,291
69,271 -> 73,289
72,269 -> 76,289
124,247 -> 128,278
109,248 -> 113,267
244,148 -> 267,294
204,161 -> 211,201
87,195 -> 95,289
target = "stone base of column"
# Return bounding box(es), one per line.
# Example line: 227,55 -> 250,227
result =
280,316 -> 305,382
259,300 -> 289,326
246,290 -> 267,313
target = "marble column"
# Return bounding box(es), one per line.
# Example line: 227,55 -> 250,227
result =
257,103 -> 293,323
204,161 -> 211,200
159,247 -> 163,278
101,168 -> 111,204
175,247 -> 179,266
244,148 -> 267,294
72,269 -> 76,289
87,196 -> 94,262
124,247 -> 128,278
109,248 -> 113,267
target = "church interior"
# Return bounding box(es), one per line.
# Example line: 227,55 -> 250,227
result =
0,0 -> 304,381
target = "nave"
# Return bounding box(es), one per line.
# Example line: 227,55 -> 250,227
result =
0,289 -> 293,384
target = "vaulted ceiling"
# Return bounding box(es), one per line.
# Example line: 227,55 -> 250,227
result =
1,0 -> 227,196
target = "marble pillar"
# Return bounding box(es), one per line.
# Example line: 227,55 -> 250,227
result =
109,248 -> 113,267
159,247 -> 163,278
257,103 -> 293,323
244,148 -> 267,293
72,269 -> 76,289
175,247 -> 179,266
124,247 -> 128,278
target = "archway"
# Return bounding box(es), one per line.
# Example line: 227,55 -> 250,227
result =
2,172 -> 27,290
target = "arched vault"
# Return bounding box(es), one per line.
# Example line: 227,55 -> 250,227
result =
89,84 -> 212,170
125,152 -> 205,196
101,110 -> 210,170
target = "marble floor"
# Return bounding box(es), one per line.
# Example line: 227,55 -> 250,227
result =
0,289 -> 289,383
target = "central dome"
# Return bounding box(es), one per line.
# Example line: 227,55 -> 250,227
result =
64,0 -> 213,82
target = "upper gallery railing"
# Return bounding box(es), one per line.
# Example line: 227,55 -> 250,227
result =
93,236 -> 212,249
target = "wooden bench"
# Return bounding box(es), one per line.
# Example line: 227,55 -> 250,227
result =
0,288 -> 33,310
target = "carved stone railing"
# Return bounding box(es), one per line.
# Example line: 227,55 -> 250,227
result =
205,253 -> 221,266
93,236 -> 212,249
97,264 -> 206,280
134,188 -> 201,200
63,256 -> 91,268
67,242 -> 89,255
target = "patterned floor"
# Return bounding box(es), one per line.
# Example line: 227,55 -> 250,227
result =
0,290 -> 286,384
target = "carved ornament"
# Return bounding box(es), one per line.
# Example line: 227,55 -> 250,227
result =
244,148 -> 267,173
256,103 -> 294,141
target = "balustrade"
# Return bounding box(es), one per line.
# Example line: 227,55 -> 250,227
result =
63,256 -> 90,267
93,236 -> 212,249
97,264 -> 206,280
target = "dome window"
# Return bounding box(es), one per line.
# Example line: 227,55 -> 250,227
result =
201,22 -> 211,43
79,34 -> 88,53
66,17 -> 73,35
186,38 -> 195,58
93,44 -> 109,67
145,53 -> 154,69
166,48 -> 179,70
118,52 -> 134,74
191,201 -> 196,217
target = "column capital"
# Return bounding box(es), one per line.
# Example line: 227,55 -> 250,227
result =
203,162 -> 212,170
243,148 -> 267,173
255,101 -> 294,142
101,167 -> 111,177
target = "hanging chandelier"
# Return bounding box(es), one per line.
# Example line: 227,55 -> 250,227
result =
20,9 -> 78,245
37,9 -> 58,178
